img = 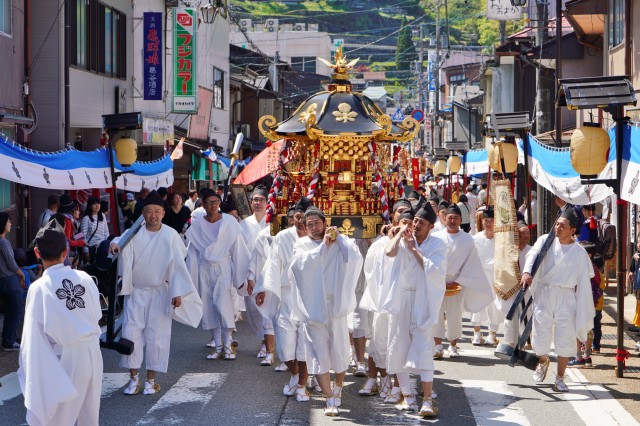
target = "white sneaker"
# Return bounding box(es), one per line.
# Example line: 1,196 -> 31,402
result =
324,396 -> 339,416
384,386 -> 402,404
260,352 -> 274,366
359,378 -> 379,396
142,380 -> 161,395
472,332 -> 485,346
354,362 -> 367,377
274,362 -> 289,372
419,398 -> 438,417
332,385 -> 343,407
257,343 -> 267,358
447,345 -> 460,358
295,385 -> 310,402
123,375 -> 141,395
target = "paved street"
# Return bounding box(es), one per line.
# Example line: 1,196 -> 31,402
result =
2,309 -> 639,426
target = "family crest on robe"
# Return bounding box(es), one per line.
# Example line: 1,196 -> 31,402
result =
432,229 -> 493,313
288,235 -> 364,324
185,213 -> 250,329
19,264 -> 103,426
119,224 -> 203,328
524,233 -> 595,342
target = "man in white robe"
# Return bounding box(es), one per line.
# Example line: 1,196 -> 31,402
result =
255,197 -> 311,401
185,189 -> 250,360
358,199 -> 412,402
288,207 -> 363,416
240,186 -> 271,358
383,205 -> 446,417
432,200 -> 448,233
19,220 -> 103,426
112,191 -> 203,395
521,209 -> 595,392
348,239 -> 372,377
471,208 -> 504,346
432,204 -> 492,358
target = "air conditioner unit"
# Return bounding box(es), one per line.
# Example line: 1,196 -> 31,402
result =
235,124 -> 250,138
307,23 -> 318,32
293,23 -> 305,31
239,18 -> 252,32
264,18 -> 279,33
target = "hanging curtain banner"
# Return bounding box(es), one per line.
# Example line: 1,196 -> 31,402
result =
411,158 -> 420,189
143,12 -> 163,101
172,8 -> 197,113
0,134 -> 173,191
517,132 -> 615,205
463,149 -> 489,176
620,123 -> 640,205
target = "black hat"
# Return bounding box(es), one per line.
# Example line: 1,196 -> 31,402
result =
445,204 -> 462,217
392,199 -> 412,213
437,200 -> 450,212
294,196 -> 312,213
560,207 -> 581,229
416,203 -> 438,224
407,190 -> 420,200
35,219 -> 67,257
304,206 -> 325,220
251,185 -> 269,199
58,193 -> 78,214
157,187 -> 168,198
482,207 -> 494,219
411,195 -> 427,211
428,195 -> 440,203
143,190 -> 165,208
217,184 -> 225,191
398,209 -> 415,221
200,188 -> 220,203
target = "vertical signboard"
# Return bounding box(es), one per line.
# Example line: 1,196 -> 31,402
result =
188,87 -> 214,140
143,12 -> 163,100
172,8 -> 197,113
486,0 -> 521,21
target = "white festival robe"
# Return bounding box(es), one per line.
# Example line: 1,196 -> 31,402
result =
19,264 -> 103,426
348,239 -> 372,338
523,235 -> 595,356
359,235 -> 392,368
501,244 -> 532,345
383,236 -> 446,375
248,226 -> 275,338
120,225 -> 203,372
471,232 -> 505,332
256,226 -> 307,362
288,235 -> 364,374
240,214 -> 269,337
186,213 -> 250,330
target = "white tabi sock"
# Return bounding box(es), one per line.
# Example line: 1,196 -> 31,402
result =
222,328 -> 233,346
289,373 -> 299,388
212,327 -> 222,347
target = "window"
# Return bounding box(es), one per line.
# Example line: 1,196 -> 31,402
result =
0,0 -> 11,36
71,0 -> 126,78
609,0 -> 625,47
291,56 -> 316,74
213,67 -> 224,109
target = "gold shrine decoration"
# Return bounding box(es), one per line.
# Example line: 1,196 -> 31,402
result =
338,218 -> 356,236
492,180 -> 522,301
258,115 -> 279,140
333,103 -> 358,123
298,103 -> 318,123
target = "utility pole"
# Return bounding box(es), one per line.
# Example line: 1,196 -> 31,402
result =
417,24 -> 424,111
554,0 -> 562,146
434,1 -> 441,149
535,0 -> 550,135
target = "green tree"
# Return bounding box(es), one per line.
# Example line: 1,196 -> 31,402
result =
395,17 -> 418,71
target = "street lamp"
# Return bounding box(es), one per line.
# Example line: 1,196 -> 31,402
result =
200,0 -> 226,24
557,75 -> 637,378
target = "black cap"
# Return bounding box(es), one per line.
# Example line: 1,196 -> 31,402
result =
398,209 -> 415,221
304,206 -> 325,220
482,207 -> 494,219
143,190 -> 165,208
560,207 -> 581,229
411,195 -> 427,211
416,203 -> 438,224
392,199 -> 412,213
251,185 -> 269,199
407,190 -> 420,200
200,188 -> 220,202
35,219 -> 67,256
445,204 -> 462,217
58,193 -> 78,214
438,200 -> 450,212
293,196 -> 312,213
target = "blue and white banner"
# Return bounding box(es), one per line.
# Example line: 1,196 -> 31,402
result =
620,123 -> 640,205
0,134 -> 173,191
463,149 -> 489,175
201,149 -> 251,180
517,132 -> 615,205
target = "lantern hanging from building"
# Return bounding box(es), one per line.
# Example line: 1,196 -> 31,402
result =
489,139 -> 518,174
570,122 -> 610,178
448,155 -> 462,174
433,159 -> 447,176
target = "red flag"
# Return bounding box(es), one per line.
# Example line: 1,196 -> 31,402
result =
411,158 -> 420,190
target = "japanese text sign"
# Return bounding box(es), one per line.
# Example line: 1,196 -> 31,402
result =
172,8 -> 198,113
143,12 -> 163,100
486,0 -> 521,21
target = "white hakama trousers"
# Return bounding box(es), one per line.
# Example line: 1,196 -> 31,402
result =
532,284 -> 577,358
44,341 -> 102,426
121,285 -> 173,373
503,303 -> 522,347
367,312 -> 390,369
471,301 -> 505,333
245,295 -> 275,339
386,288 -> 435,378
432,293 -> 463,341
275,286 -> 307,362
200,276 -> 235,330
348,307 -> 372,339
304,297 -> 350,375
